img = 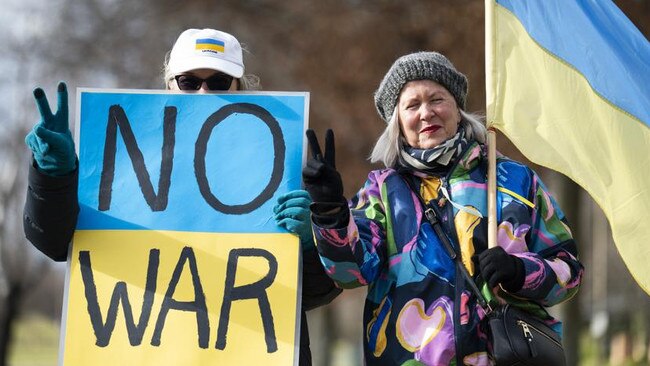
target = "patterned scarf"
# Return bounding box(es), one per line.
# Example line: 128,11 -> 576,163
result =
398,127 -> 469,175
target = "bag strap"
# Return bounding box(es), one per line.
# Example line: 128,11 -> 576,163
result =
402,173 -> 492,312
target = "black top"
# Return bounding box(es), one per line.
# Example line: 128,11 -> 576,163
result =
23,163 -> 79,261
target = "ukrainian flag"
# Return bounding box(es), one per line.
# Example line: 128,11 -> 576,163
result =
195,38 -> 225,53
486,0 -> 650,294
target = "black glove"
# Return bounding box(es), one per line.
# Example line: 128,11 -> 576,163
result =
478,246 -> 525,292
302,129 -> 345,204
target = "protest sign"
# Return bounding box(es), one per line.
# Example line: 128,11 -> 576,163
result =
60,89 -> 308,365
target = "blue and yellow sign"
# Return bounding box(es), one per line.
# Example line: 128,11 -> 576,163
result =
61,90 -> 308,365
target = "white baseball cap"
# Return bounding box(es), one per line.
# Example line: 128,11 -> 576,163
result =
168,28 -> 244,78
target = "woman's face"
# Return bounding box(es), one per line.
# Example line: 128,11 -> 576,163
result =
168,68 -> 239,93
398,80 -> 461,149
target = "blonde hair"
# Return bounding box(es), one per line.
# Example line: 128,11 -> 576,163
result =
369,109 -> 487,168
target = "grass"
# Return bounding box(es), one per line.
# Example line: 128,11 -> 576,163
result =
8,314 -> 59,366
5,314 -> 648,366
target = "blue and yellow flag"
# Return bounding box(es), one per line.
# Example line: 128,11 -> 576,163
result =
486,0 -> 650,294
196,38 -> 225,53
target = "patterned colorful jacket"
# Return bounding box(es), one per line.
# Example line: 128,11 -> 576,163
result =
312,142 -> 583,366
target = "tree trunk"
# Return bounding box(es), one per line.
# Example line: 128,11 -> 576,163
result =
0,284 -> 22,366
554,174 -> 582,366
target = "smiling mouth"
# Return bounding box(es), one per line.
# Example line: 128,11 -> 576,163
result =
420,125 -> 441,134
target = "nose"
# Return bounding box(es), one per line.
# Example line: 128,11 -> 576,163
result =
197,82 -> 210,94
421,104 -> 435,120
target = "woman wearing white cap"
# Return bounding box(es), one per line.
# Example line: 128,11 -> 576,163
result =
23,28 -> 338,366
163,28 -> 260,92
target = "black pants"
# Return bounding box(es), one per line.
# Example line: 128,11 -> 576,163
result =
299,309 -> 312,366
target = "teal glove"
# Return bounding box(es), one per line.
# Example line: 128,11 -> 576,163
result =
25,82 -> 76,176
273,190 -> 316,252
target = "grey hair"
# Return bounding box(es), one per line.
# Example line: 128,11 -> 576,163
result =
461,111 -> 487,144
369,107 -> 402,168
369,109 -> 487,168
161,45 -> 261,91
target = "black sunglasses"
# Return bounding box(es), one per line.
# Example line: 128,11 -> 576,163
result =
174,73 -> 234,91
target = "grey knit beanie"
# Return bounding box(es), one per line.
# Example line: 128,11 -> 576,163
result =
374,51 -> 468,123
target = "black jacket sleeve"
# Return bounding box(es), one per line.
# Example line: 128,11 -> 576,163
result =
23,162 -> 79,262
301,248 -> 341,311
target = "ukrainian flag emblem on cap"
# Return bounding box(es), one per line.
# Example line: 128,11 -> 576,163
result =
195,38 -> 225,53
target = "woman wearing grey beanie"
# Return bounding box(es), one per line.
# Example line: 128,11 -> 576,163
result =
303,51 -> 583,365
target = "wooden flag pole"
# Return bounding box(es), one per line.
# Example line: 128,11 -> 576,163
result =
485,0 -> 497,249
487,128 -> 498,248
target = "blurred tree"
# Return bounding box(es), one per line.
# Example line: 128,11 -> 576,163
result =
0,103 -> 54,365
0,2 -> 62,361
1,0 -> 648,365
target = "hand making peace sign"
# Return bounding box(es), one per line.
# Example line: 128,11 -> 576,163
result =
302,129 -> 345,204
24,82 -> 76,176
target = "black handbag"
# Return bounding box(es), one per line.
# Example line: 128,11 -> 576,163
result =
486,304 -> 565,366
402,174 -> 566,365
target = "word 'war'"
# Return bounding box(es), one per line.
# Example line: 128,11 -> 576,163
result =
79,246 -> 279,352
